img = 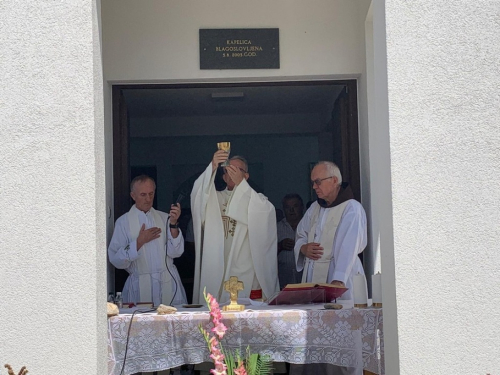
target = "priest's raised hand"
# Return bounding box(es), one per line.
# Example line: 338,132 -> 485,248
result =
168,203 -> 181,237
224,164 -> 245,186
212,149 -> 229,171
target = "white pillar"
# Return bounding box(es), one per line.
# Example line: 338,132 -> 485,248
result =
370,1 -> 401,374
0,1 -> 107,373
383,1 -> 500,373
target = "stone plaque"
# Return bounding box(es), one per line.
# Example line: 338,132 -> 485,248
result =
200,28 -> 279,69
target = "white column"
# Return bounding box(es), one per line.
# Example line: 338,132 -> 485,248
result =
384,0 -> 500,374
0,0 -> 107,373
370,1 -> 401,374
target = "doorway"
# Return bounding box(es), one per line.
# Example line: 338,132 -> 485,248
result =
112,80 -> 360,301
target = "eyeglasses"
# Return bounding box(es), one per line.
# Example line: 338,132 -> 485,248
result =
311,176 -> 333,187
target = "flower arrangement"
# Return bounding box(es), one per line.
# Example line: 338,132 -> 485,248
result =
198,289 -> 272,375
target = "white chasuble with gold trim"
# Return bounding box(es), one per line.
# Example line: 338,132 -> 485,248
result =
191,163 -> 280,304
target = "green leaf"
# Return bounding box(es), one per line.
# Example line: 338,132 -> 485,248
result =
242,346 -> 272,375
222,347 -> 236,373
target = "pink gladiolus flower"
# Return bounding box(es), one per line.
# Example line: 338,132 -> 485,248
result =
234,364 -> 247,375
210,361 -> 227,375
210,368 -> 227,375
211,345 -> 221,355
201,288 -> 268,375
215,362 -> 226,371
207,293 -> 220,310
211,309 -> 223,322
212,322 -> 228,339
210,298 -> 220,311
210,351 -> 225,363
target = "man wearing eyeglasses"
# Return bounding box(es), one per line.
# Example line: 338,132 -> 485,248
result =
294,161 -> 367,301
190,150 -> 280,304
290,161 -> 367,375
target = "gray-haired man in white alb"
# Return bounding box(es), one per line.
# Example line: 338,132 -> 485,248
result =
291,161 -> 367,375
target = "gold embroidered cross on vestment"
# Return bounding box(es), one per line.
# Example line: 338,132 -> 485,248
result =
222,216 -> 237,238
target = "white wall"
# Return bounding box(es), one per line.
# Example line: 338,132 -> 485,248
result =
357,3 -> 375,289
102,0 -> 370,81
383,1 -> 500,374
3,0 -> 498,373
369,1 -> 400,373
0,1 -> 107,374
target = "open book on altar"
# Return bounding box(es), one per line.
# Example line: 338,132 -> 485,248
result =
268,283 -> 348,305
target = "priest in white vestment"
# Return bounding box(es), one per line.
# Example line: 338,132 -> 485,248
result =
291,161 -> 367,375
190,151 -> 280,304
295,161 -> 367,300
108,175 -> 187,306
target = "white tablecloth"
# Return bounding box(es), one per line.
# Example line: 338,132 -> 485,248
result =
107,305 -> 384,375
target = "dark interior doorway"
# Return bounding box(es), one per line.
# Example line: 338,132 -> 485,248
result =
112,80 -> 360,302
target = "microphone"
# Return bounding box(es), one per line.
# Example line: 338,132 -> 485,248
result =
175,192 -> 186,205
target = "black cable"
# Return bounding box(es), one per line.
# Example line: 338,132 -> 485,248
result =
120,198 -> 183,374
119,308 -> 156,375
165,245 -> 178,306
164,194 -> 185,306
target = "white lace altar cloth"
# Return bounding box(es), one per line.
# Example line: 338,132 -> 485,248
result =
107,307 -> 383,375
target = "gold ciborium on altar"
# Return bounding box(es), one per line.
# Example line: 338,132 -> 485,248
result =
222,276 -> 245,312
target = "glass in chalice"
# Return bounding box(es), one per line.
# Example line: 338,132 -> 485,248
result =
217,142 -> 231,167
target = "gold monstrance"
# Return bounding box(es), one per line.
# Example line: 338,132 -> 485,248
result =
222,276 -> 245,312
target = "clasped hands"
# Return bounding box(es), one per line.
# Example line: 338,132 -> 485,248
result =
211,150 -> 245,186
136,203 -> 181,249
300,242 -> 345,287
279,238 -> 295,252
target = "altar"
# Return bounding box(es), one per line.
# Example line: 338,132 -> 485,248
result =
107,304 -> 384,375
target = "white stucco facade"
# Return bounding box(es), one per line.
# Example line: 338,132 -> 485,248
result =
0,0 -> 107,373
1,0 -> 499,374
383,1 -> 500,373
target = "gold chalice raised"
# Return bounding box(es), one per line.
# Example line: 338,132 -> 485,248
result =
217,142 -> 231,167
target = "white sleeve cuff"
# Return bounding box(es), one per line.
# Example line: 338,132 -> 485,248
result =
126,241 -> 139,261
296,252 -> 305,272
332,271 -> 348,284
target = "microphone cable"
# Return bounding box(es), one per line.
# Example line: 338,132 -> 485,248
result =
118,307 -> 156,375
165,245 -> 178,306
165,193 -> 184,306
120,193 -> 186,374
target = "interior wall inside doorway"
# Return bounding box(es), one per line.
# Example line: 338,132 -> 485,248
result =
125,83 -> 346,210
114,81 -> 362,300
131,135 -> 319,211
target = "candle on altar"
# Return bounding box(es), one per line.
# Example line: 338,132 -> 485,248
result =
372,272 -> 382,307
353,272 -> 368,307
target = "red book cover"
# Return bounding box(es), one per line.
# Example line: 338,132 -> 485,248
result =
268,283 -> 348,305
